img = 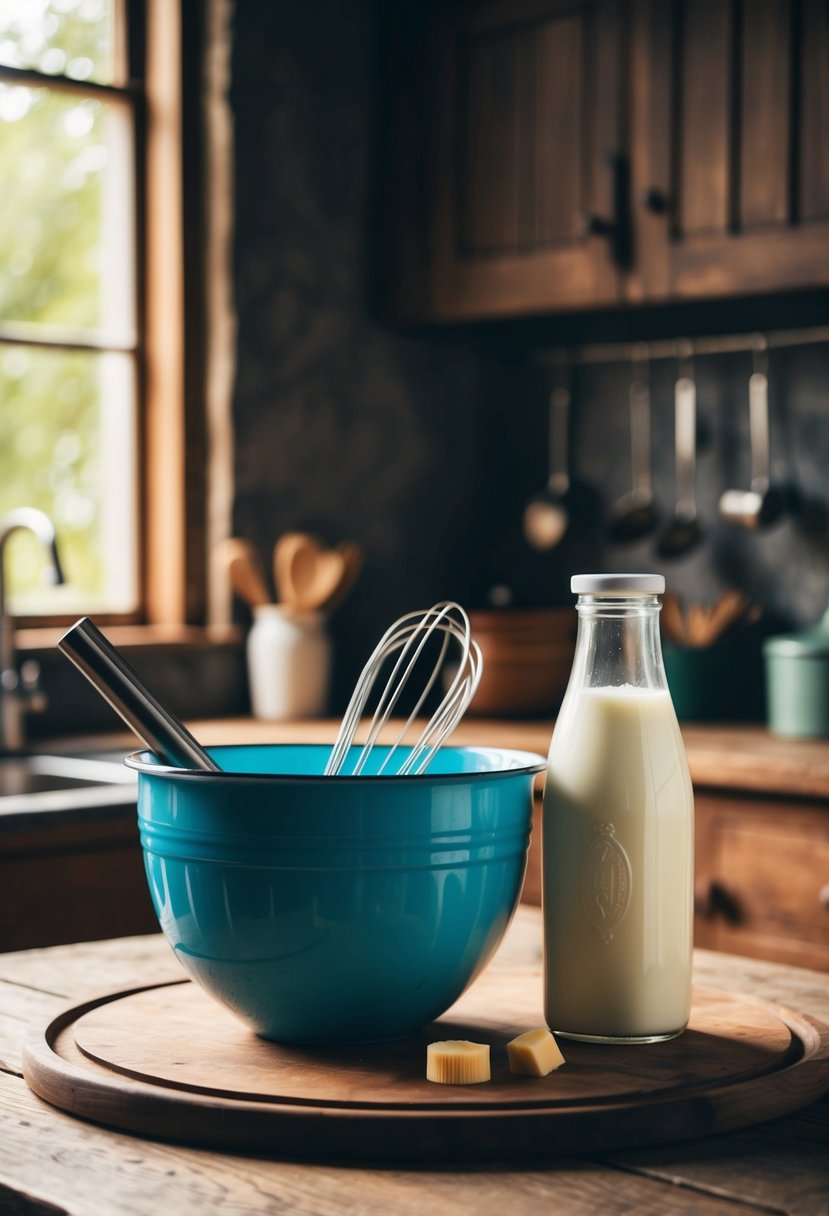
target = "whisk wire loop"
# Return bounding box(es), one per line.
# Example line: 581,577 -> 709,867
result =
324,602 -> 482,778
402,638 -> 484,775
370,605 -> 459,775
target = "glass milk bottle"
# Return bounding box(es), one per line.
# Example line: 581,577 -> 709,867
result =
543,574 -> 694,1043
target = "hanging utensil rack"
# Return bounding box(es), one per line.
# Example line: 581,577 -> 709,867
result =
538,323 -> 829,368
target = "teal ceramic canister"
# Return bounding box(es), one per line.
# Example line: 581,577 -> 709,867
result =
764,610 -> 829,738
127,743 -> 545,1045
663,643 -> 729,721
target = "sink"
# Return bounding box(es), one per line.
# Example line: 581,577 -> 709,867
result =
0,754 -> 136,797
0,750 -> 137,815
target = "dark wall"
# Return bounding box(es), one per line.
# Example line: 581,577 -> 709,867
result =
229,1 -> 829,712
229,0 -> 514,707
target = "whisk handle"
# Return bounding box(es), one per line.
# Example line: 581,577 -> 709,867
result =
58,618 -> 221,771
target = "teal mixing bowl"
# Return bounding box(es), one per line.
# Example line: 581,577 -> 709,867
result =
126,743 -> 545,1045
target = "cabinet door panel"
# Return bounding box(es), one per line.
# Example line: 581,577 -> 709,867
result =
630,0 -> 829,301
800,0 -> 829,221
459,26 -> 521,252
431,0 -> 622,318
740,0 -> 791,227
534,17 -> 584,245
695,795 -> 829,971
678,0 -> 732,236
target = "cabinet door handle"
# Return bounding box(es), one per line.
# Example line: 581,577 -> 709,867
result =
819,883 -> 829,911
694,879 -> 742,924
641,187 -> 671,215
578,154 -> 632,268
579,213 -> 615,238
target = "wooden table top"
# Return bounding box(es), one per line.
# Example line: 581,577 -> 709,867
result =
2,907 -> 828,1215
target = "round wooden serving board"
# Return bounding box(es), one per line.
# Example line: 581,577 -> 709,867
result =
23,962 -> 829,1163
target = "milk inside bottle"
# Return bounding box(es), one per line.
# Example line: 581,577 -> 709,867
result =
543,574 -> 694,1043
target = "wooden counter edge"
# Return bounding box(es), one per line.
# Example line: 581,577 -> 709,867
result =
39,718 -> 829,802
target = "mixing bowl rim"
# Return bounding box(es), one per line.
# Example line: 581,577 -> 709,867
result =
125,742 -> 546,783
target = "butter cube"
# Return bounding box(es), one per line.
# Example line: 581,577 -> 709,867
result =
426,1040 -> 491,1085
507,1027 -> 565,1077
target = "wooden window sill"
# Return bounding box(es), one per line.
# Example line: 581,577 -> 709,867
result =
17,624 -> 242,656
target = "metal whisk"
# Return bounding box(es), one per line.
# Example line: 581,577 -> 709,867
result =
325,601 -> 483,777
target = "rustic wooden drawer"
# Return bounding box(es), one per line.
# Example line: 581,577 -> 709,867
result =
1,815 -> 158,952
694,793 -> 829,971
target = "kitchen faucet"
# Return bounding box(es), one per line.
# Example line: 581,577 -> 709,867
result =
0,508 -> 65,751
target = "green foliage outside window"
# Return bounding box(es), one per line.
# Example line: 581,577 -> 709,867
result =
0,0 -> 132,611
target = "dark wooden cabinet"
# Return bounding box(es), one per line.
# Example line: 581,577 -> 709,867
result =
427,0 -> 625,319
1,810 -> 158,952
628,0 -> 829,304
693,792 -> 829,971
387,0 -> 829,320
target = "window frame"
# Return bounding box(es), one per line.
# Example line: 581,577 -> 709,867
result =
0,0 -> 207,632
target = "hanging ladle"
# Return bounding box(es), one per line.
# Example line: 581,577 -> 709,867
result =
523,382 -> 571,550
608,347 -> 658,543
719,340 -> 784,530
57,617 -> 220,770
657,355 -> 703,559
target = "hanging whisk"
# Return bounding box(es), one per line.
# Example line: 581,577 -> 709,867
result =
325,601 -> 483,777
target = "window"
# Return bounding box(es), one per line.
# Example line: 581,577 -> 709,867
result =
0,0 -> 209,632
0,0 -> 141,619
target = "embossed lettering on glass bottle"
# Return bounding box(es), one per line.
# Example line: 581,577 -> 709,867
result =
579,821 -> 632,943
542,575 -> 694,1044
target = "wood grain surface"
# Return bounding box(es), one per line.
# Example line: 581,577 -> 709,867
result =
3,910 -> 829,1214
68,981 -> 792,1107
21,950 -> 829,1162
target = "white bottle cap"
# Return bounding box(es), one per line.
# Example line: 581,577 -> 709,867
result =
571,573 -> 665,595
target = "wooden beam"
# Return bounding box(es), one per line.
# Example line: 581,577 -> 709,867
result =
143,0 -> 187,625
